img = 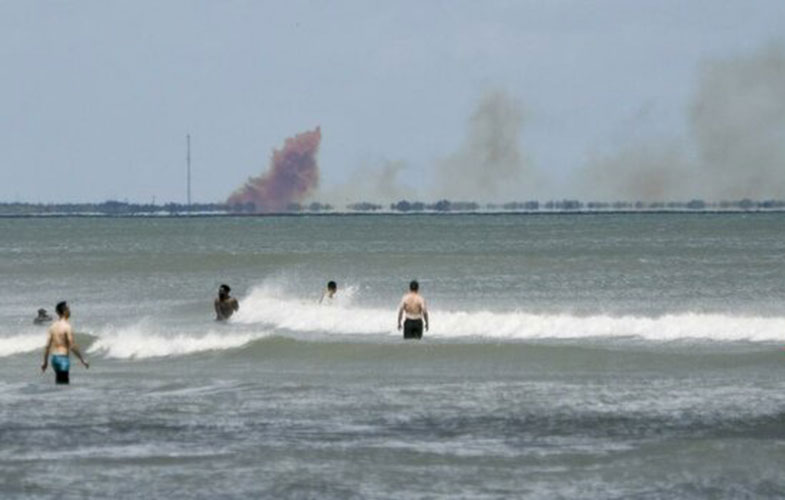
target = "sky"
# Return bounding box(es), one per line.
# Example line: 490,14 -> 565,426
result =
1,0 -> 784,204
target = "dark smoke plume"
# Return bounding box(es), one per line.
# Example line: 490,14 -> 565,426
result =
436,90 -> 540,201
227,127 -> 321,212
577,141 -> 693,201
323,159 -> 412,205
690,45 -> 785,199
577,44 -> 785,201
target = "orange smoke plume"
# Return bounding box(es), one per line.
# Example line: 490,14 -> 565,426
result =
227,127 -> 321,212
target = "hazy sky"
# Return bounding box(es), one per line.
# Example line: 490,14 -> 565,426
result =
2,1 -> 784,203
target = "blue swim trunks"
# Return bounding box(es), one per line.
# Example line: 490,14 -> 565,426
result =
51,354 -> 70,373
51,355 -> 70,384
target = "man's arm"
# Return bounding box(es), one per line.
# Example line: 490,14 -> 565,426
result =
231,298 -> 239,312
397,302 -> 404,330
214,298 -> 222,320
41,331 -> 52,372
67,328 -> 89,369
423,300 -> 429,331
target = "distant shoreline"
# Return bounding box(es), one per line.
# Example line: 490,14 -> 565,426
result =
3,198 -> 784,218
1,208 -> 784,219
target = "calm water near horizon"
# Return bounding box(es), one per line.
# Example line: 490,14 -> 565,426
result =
2,213 -> 785,498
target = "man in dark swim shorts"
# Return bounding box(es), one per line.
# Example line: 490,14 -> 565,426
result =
397,280 -> 429,340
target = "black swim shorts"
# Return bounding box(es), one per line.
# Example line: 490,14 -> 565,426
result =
403,318 -> 423,340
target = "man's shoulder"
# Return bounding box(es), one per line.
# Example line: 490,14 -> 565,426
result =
49,319 -> 68,334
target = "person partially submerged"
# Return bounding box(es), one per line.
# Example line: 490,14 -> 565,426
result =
41,301 -> 89,384
214,284 -> 239,321
397,280 -> 429,340
319,281 -> 338,304
33,308 -> 53,325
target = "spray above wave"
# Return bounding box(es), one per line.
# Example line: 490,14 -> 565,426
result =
227,127 -> 322,212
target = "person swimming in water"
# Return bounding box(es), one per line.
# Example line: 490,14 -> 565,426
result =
33,308 -> 53,325
41,301 -> 89,384
319,281 -> 338,304
397,280 -> 429,340
214,284 -> 239,321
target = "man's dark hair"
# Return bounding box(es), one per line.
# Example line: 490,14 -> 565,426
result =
55,301 -> 68,317
409,280 -> 419,292
327,281 -> 337,291
219,284 -> 231,294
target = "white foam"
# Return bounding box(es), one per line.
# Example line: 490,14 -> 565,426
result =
3,289 -> 782,360
86,324 -> 270,359
0,333 -> 45,357
234,287 -> 785,343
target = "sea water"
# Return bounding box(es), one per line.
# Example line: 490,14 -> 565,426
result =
1,213 -> 784,498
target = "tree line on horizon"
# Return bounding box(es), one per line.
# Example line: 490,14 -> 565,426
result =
1,198 -> 785,216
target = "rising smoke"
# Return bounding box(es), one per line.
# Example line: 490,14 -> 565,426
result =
231,45 -> 784,209
435,90 -> 540,201
579,142 -> 693,202
227,127 -> 321,212
579,44 -> 785,201
690,45 -> 785,199
321,159 -> 413,205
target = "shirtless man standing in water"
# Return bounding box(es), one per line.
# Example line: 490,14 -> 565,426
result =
397,280 -> 429,340
41,301 -> 89,384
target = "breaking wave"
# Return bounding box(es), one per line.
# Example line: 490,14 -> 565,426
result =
0,333 -> 47,357
233,287 -> 785,343
85,324 -> 272,359
1,287 -> 783,360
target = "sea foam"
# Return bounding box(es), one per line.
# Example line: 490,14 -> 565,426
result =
86,325 -> 270,359
233,287 -> 785,343
3,287 -> 783,360
0,333 -> 46,357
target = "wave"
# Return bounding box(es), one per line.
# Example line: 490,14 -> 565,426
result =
85,324 -> 271,359
2,288 -> 782,360
0,331 -> 97,358
233,287 -> 785,343
0,333 -> 46,357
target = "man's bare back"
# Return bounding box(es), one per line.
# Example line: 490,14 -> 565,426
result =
41,302 -> 89,384
397,281 -> 429,339
47,318 -> 73,355
400,292 -> 427,320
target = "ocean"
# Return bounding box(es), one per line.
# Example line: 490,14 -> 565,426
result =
1,213 -> 784,498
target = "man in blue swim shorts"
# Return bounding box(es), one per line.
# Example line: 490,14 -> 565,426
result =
41,301 -> 89,384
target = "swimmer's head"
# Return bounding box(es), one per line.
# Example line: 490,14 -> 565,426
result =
219,284 -> 231,298
55,301 -> 69,318
409,280 -> 419,292
37,308 -> 47,316
327,281 -> 337,292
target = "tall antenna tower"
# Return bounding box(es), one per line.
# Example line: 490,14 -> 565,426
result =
186,134 -> 192,211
